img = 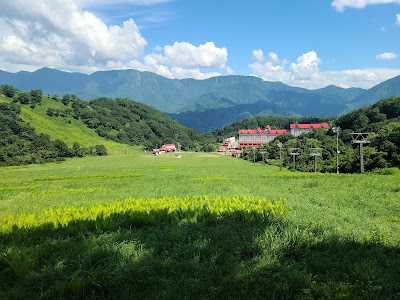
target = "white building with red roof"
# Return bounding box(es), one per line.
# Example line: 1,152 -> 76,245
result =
290,123 -> 329,137
238,125 -> 289,148
153,143 -> 176,154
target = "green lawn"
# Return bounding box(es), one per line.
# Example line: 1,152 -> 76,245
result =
1,152 -> 399,299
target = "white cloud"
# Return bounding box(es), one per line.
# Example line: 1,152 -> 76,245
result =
226,67 -> 234,75
249,61 -> 292,83
376,52 -> 397,60
268,52 -> 279,63
252,49 -> 265,62
289,51 -> 321,80
249,51 -> 321,86
125,41 -> 229,80
128,41 -> 229,80
249,50 -> 400,89
0,0 -> 147,71
161,42 -> 228,68
332,0 -> 400,12
76,0 -> 172,9
397,14 -> 400,25
0,0 -> 230,80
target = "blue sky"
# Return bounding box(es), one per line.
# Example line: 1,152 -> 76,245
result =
0,0 -> 399,89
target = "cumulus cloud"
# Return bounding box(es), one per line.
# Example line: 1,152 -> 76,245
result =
332,0 -> 400,11
289,51 -> 320,80
397,14 -> 400,25
126,41 -> 229,80
0,0 -> 147,71
161,42 -> 227,68
249,50 -> 400,89
252,49 -> 265,62
249,51 -> 321,86
268,52 -> 279,63
0,0 -> 231,80
376,52 -> 397,60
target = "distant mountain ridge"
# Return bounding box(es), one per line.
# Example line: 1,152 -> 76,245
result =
1,67 -> 399,131
350,74 -> 400,107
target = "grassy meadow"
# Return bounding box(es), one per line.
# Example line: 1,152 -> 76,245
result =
1,151 -> 400,299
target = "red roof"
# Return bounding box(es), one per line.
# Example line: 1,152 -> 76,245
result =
159,144 -> 176,151
290,123 -> 329,129
238,125 -> 289,135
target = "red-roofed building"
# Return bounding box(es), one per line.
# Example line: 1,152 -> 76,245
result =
153,144 -> 176,154
290,123 -> 329,136
159,144 -> 176,152
237,125 -> 289,148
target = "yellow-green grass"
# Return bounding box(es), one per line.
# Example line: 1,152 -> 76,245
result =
1,152 -> 399,246
1,152 -> 400,299
0,95 -> 134,155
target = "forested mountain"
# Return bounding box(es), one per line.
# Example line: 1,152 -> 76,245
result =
351,75 -> 400,107
0,68 -> 369,131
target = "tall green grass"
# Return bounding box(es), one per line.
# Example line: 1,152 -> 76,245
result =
1,151 -> 399,299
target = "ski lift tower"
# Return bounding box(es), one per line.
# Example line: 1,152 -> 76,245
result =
308,148 -> 323,173
351,132 -> 371,173
289,148 -> 300,171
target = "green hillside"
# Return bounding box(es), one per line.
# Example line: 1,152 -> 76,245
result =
0,94 -> 132,156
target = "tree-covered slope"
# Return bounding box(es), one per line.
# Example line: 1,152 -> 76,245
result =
69,97 -> 202,150
0,100 -> 110,166
0,91 -> 128,155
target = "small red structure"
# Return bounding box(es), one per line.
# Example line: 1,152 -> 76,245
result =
217,146 -> 226,152
153,144 -> 176,155
158,144 -> 176,152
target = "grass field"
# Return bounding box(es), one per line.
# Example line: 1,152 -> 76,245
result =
1,152 -> 400,299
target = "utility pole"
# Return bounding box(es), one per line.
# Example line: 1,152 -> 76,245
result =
277,143 -> 283,171
332,127 -> 340,174
351,133 -> 371,173
308,148 -> 323,173
289,148 -> 300,171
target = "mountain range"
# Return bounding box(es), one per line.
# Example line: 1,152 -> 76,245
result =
1,67 -> 399,132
